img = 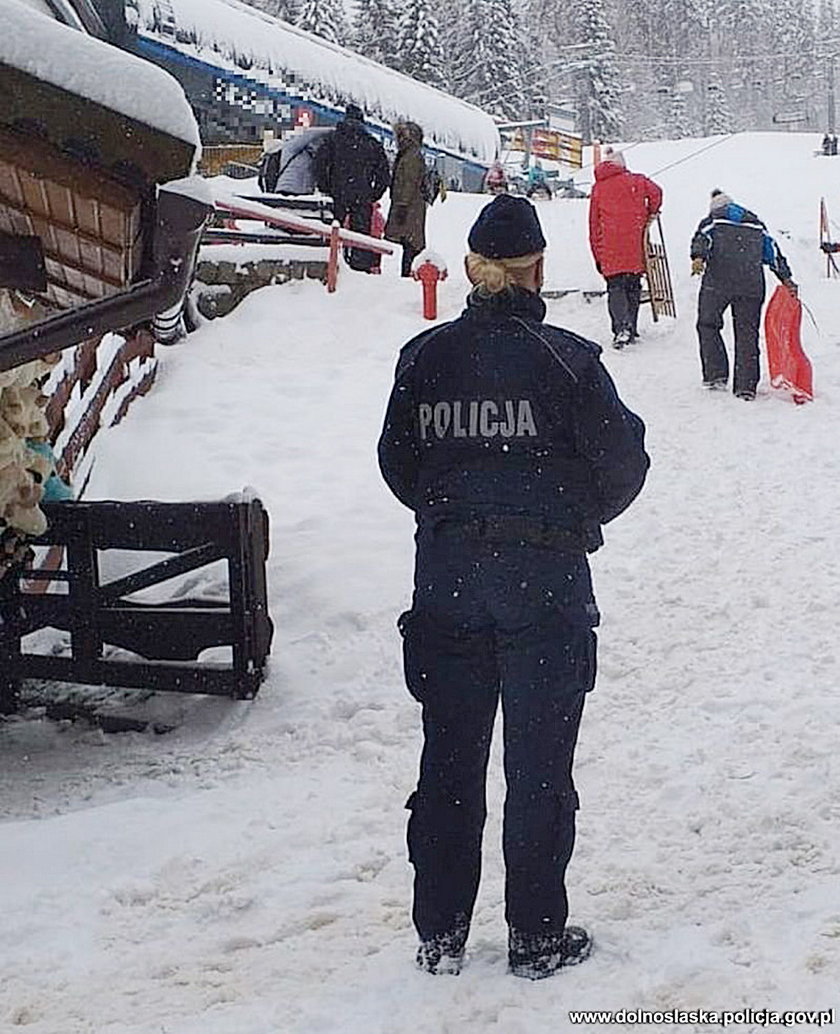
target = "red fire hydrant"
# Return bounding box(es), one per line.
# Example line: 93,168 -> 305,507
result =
413,256 -> 448,320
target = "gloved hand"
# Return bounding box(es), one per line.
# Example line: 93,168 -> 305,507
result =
782,278 -> 799,297
820,241 -> 837,253
691,257 -> 705,276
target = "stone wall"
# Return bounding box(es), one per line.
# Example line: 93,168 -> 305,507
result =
193,254 -> 329,319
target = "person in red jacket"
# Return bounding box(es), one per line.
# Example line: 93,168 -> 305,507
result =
588,149 -> 662,349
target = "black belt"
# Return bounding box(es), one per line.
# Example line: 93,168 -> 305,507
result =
435,515 -> 588,553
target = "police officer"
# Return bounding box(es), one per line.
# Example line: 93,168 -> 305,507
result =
377,195 -> 650,980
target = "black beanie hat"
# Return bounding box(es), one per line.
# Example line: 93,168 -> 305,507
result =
467,195 -> 547,259
345,103 -> 364,121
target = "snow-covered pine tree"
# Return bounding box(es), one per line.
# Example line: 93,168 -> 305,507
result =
757,0 -> 813,133
817,0 -> 838,130
353,0 -> 400,67
570,0 -> 623,142
395,0 -> 448,88
704,79 -> 732,134
694,1 -> 733,135
665,79 -> 692,138
297,0 -> 349,44
448,0 -> 527,119
484,0 -> 528,116
517,0 -> 553,107
237,0 -> 300,21
275,0 -> 301,21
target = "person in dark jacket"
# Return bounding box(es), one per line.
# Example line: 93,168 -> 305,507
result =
378,195 -> 649,981
691,189 -> 797,399
313,103 -> 390,272
385,121 -> 427,277
589,149 -> 662,349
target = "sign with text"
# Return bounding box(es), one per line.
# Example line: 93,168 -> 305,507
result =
507,127 -> 583,168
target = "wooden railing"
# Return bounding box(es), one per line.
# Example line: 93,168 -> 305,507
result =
213,193 -> 394,293
44,328 -> 157,487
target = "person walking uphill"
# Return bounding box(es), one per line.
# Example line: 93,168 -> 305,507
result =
313,103 -> 390,272
691,189 -> 797,399
378,196 -> 650,980
588,149 -> 662,349
385,121 -> 427,277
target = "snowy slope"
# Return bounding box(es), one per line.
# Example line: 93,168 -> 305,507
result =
1,133 -> 839,1033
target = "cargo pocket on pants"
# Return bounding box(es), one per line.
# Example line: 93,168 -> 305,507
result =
397,608 -> 431,703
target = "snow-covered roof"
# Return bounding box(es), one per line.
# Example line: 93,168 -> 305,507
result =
134,0 -> 499,164
2,0 -> 200,147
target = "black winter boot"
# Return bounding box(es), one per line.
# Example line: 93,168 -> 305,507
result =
508,925 -> 592,980
416,919 -> 469,975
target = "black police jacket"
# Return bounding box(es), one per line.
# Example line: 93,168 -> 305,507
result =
377,288 -> 650,552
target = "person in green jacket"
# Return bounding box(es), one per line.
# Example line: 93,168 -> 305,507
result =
385,122 -> 427,277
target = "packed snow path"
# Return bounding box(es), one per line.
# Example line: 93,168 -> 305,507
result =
1,134 -> 839,1033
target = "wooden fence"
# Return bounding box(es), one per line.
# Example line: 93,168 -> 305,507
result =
44,328 -> 157,487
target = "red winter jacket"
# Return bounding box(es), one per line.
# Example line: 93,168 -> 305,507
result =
589,160 -> 662,277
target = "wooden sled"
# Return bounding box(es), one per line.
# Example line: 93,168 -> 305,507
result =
642,216 -> 676,321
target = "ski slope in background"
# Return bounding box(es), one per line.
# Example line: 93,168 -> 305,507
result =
1,133 -> 839,1034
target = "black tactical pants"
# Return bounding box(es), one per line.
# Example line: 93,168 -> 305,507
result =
606,273 -> 642,336
697,286 -> 763,395
400,523 -> 598,942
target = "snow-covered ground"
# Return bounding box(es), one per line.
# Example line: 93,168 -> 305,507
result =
2,133 -> 839,1033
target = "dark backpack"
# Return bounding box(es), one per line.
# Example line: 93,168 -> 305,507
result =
422,164 -> 443,205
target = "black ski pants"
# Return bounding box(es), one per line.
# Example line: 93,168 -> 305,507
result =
606,273 -> 642,336
334,198 -> 376,272
697,285 -> 763,395
399,522 -> 598,942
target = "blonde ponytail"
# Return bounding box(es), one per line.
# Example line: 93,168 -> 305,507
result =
465,250 -> 543,295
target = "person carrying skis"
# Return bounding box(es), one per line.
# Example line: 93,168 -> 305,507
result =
588,148 -> 662,349
378,195 -> 650,981
690,188 -> 797,399
385,121 -> 427,278
313,103 -> 390,272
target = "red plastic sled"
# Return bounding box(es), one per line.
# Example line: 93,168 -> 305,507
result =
764,285 -> 813,403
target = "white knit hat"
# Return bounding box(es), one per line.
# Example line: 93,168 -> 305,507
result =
710,188 -> 732,211
604,147 -> 626,168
